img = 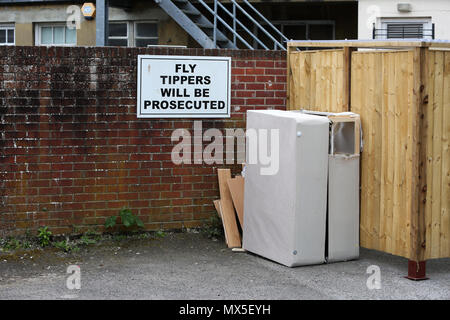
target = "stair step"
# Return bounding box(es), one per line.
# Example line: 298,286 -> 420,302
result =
196,23 -> 213,29
203,30 -> 228,42
155,0 -> 240,49
181,9 -> 201,16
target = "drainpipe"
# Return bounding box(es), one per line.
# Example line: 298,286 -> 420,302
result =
96,0 -> 109,46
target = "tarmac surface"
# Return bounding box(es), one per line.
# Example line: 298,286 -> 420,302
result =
0,232 -> 448,300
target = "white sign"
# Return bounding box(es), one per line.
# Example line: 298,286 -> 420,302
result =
137,55 -> 231,118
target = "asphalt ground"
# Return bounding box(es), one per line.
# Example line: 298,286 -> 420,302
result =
0,232 -> 448,300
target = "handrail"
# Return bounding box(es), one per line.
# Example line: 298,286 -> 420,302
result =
241,0 -> 289,47
166,0 -> 288,50
215,0 -> 269,50
213,0 -> 217,46
229,0 -> 285,50
197,0 -> 254,49
232,2 -> 236,46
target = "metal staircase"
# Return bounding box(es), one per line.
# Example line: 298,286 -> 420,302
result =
154,0 -> 288,50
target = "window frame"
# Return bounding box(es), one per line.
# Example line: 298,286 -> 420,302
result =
133,21 -> 158,47
108,21 -> 129,46
35,23 -> 77,46
0,24 -> 15,46
108,20 -> 158,47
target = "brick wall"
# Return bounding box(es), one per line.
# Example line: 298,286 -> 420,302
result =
0,46 -> 286,237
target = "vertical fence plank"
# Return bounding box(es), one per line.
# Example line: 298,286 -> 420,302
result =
425,51 -> 435,259
431,51 -> 444,258
384,52 -> 396,253
310,51 -> 318,109
416,47 -> 429,262
299,52 -> 311,108
392,52 -> 402,256
408,48 -> 423,261
316,52 -> 324,109
372,53 -> 383,252
440,52 -> 450,257
366,53 -> 375,250
362,53 -> 374,249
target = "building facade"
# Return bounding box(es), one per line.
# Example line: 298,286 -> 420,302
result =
0,0 -> 448,48
359,0 -> 450,40
0,0 -> 359,48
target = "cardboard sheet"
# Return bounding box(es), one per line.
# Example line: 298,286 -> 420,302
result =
213,199 -> 222,219
217,169 -> 241,248
227,176 -> 244,228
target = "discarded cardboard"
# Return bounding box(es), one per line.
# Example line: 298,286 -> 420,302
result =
213,199 -> 222,219
213,199 -> 229,244
227,176 -> 244,228
217,169 -> 241,248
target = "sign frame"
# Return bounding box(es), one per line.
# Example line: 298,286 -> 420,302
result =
137,55 -> 231,119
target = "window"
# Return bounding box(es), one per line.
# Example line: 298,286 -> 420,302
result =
108,21 -> 158,47
134,22 -> 158,47
387,23 -> 424,39
0,25 -> 14,45
108,22 -> 128,46
36,24 -> 76,45
253,20 -> 335,49
375,18 -> 434,39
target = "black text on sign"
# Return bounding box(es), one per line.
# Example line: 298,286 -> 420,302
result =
137,55 -> 231,118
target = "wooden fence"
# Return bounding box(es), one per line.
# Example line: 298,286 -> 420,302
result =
287,40 -> 449,261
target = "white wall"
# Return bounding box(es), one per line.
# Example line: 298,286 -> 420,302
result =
358,0 -> 450,40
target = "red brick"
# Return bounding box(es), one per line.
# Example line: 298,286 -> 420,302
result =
246,83 -> 265,90
236,91 -> 256,98
246,98 -> 265,105
232,68 -> 245,75
245,68 -> 265,75
0,47 -> 287,237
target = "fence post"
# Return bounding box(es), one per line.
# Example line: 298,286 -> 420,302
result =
405,47 -> 429,280
404,47 -> 430,280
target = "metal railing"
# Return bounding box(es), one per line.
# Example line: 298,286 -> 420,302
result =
196,0 -> 288,50
372,23 -> 435,40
